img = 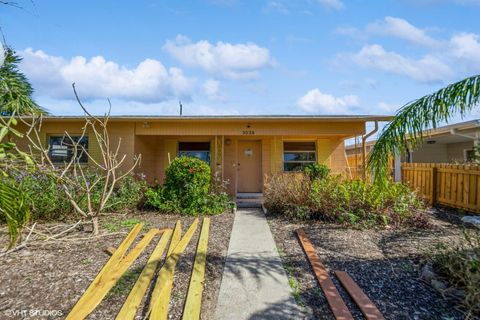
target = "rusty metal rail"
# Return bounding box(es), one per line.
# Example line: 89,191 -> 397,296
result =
296,229 -> 353,320
334,271 -> 385,320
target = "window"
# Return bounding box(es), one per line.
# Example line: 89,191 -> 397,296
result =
48,135 -> 88,163
283,141 -> 316,172
466,149 -> 476,162
178,142 -> 211,164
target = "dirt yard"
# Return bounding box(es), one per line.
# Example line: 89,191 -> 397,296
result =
0,211 -> 234,320
267,208 -> 471,320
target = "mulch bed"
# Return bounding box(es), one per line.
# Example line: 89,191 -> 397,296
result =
267,208 -> 470,320
0,211 -> 234,319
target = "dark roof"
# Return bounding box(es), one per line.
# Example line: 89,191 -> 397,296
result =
32,114 -> 393,122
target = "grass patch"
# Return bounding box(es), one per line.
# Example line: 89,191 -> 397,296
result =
288,276 -> 301,302
102,218 -> 151,233
279,252 -> 304,307
107,266 -> 143,298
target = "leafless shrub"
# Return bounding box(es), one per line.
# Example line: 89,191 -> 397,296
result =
20,84 -> 141,234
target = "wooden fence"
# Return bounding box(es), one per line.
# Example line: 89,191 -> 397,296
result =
402,163 -> 480,213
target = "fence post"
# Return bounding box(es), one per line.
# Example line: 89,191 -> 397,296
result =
431,166 -> 437,205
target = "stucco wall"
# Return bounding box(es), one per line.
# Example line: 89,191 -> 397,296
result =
410,143 -> 449,163
13,121 -> 136,172
447,141 -> 474,162
13,119 -> 354,196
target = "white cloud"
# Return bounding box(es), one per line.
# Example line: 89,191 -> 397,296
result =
203,79 -> 227,101
448,32 -> 480,69
317,0 -> 344,10
263,1 -> 289,13
341,44 -> 453,83
366,16 -> 440,47
297,89 -> 359,114
377,101 -> 400,114
336,17 -> 480,82
20,48 -> 196,102
163,35 -> 273,80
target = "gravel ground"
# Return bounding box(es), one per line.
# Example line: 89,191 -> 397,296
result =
0,211 -> 234,320
267,208 -> 470,320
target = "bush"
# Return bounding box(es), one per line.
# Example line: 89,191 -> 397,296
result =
6,169 -> 147,221
304,163 -> 330,181
104,173 -> 148,212
145,157 -> 231,215
430,230 -> 480,317
264,173 -> 428,228
18,171 -> 72,220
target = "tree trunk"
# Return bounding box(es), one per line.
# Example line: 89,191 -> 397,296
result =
92,216 -> 99,235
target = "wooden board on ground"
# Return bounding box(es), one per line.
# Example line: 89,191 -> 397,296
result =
66,218 -> 210,320
182,218 -> 210,320
334,271 -> 385,320
116,229 -> 173,320
296,229 -> 354,320
66,225 -> 159,320
149,218 -> 199,320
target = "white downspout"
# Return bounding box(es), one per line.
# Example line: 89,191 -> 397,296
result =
361,121 -> 379,180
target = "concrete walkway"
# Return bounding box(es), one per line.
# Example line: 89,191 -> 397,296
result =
215,209 -> 303,320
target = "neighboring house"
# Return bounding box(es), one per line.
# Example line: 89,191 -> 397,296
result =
14,115 -> 390,196
346,119 -> 480,173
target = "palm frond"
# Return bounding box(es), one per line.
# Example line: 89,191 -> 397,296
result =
368,75 -> 480,185
0,178 -> 30,248
0,47 -> 48,115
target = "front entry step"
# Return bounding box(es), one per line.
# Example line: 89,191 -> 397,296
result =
236,193 -> 263,208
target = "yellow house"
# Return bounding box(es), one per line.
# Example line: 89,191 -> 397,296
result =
14,115 -> 390,197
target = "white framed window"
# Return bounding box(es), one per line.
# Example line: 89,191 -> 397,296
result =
48,135 -> 88,164
283,141 -> 317,172
178,142 -> 211,164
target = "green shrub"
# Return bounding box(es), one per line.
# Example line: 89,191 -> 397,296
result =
104,173 -> 148,212
430,230 -> 480,317
6,169 -> 147,221
264,173 -> 428,228
164,156 -> 211,211
304,163 -> 330,181
145,156 -> 231,215
14,171 -> 72,220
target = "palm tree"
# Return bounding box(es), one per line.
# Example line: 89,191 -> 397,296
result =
368,75 -> 480,184
0,46 -> 45,248
0,47 -> 48,115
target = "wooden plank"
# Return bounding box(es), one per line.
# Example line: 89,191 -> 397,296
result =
296,229 -> 353,320
149,218 -> 199,320
334,271 -> 385,320
65,224 -> 143,320
66,227 -> 160,320
168,220 -> 182,256
182,218 -> 211,320
446,171 -> 451,201
116,229 -> 173,320
452,168 -> 458,202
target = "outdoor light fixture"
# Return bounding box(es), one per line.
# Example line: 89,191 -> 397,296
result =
142,122 -> 150,128
225,138 -> 232,145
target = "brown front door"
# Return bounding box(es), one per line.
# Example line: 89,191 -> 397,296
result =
237,140 -> 262,193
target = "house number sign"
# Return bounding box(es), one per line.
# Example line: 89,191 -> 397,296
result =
242,130 -> 255,135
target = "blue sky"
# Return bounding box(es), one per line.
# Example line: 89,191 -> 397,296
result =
2,0 -> 480,130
